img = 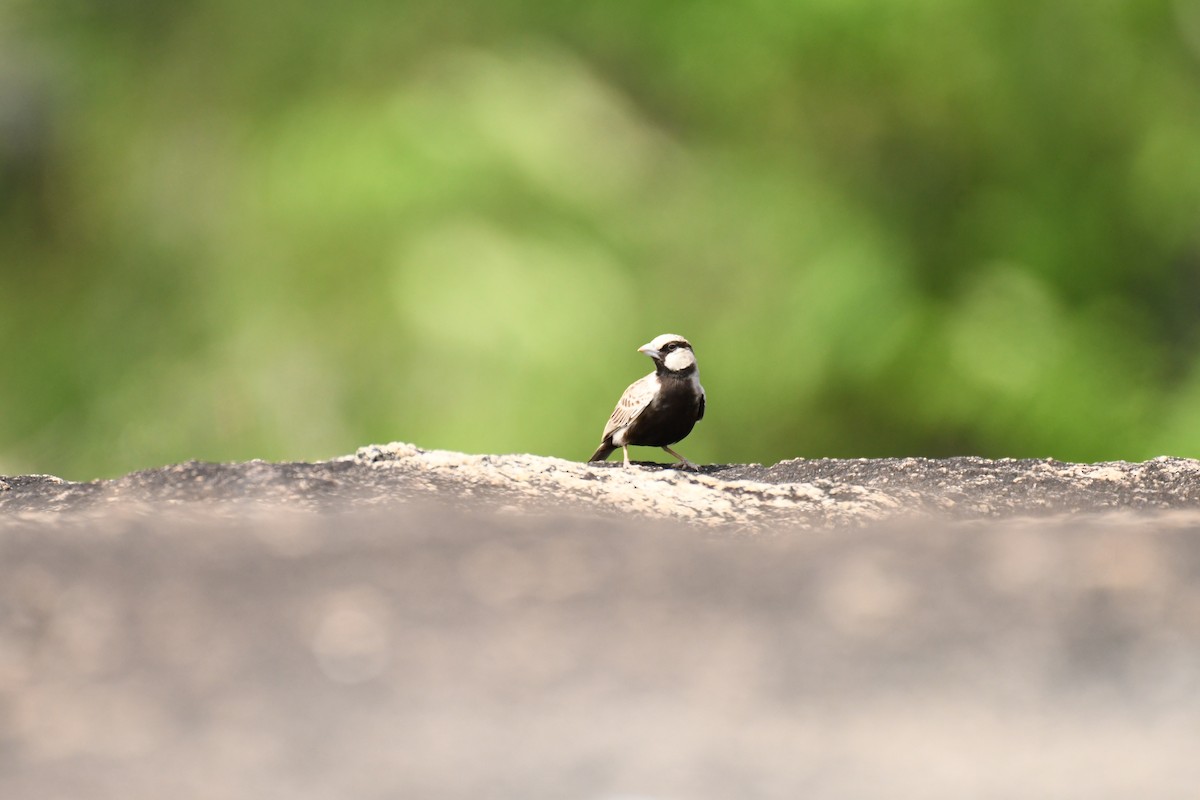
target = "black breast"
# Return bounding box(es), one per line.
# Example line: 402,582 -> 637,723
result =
624,374 -> 703,447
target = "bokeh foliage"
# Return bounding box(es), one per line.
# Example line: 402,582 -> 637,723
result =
3,0 -> 1200,478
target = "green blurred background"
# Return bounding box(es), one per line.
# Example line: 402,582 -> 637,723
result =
4,0 -> 1200,479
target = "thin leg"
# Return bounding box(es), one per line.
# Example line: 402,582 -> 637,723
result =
622,445 -> 631,468
662,445 -> 698,470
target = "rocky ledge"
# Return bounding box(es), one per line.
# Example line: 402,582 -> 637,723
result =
4,442 -> 1200,528
5,445 -> 1200,799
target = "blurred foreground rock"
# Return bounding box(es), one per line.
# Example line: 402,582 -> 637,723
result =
3,443 -> 1200,798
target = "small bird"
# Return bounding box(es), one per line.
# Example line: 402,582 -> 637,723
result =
589,333 -> 706,469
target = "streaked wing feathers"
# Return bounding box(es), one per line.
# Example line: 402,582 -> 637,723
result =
602,373 -> 658,441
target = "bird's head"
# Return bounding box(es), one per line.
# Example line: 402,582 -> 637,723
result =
638,333 -> 697,373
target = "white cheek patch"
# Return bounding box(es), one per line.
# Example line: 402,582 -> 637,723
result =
663,348 -> 696,371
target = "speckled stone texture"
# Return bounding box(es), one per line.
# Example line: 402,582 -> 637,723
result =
3,444 -> 1200,798
7,442 -> 1200,527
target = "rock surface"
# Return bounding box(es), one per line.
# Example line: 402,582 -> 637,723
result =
4,444 -> 1200,799
6,441 -> 1200,528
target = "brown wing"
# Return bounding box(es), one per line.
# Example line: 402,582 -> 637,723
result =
601,373 -> 659,441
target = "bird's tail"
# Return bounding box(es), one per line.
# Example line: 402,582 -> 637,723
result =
588,442 -> 616,462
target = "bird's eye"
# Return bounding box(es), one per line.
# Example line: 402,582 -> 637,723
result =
665,343 -> 678,352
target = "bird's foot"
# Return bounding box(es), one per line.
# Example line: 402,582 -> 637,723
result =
661,446 -> 699,471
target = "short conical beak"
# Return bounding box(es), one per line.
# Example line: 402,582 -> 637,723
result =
637,343 -> 659,358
